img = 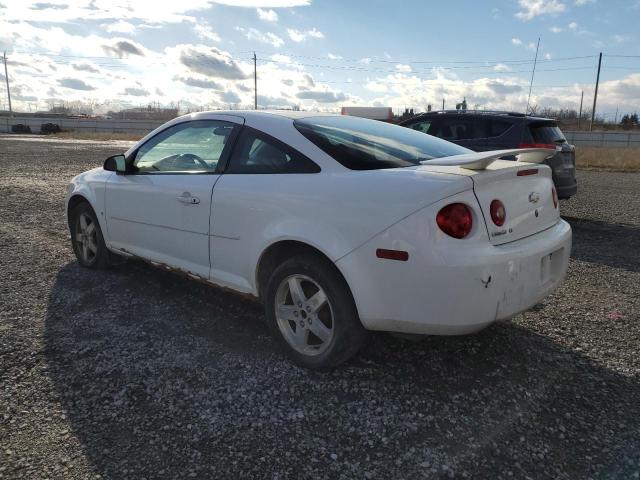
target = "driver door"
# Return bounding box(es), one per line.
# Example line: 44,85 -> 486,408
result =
105,117 -> 242,278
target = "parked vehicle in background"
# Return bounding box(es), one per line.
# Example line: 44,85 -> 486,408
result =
341,106 -> 393,121
11,124 -> 32,134
66,111 -> 571,368
40,123 -> 61,134
399,111 -> 578,199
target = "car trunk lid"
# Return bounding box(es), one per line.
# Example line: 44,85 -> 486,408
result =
417,155 -> 560,245
470,161 -> 559,245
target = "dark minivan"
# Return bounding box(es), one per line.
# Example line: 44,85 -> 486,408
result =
399,111 -> 577,198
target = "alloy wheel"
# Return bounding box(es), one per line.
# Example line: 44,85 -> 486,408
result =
75,212 -> 98,264
275,274 -> 334,356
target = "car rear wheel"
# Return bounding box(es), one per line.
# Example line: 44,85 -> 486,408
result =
265,255 -> 366,369
70,202 -> 110,269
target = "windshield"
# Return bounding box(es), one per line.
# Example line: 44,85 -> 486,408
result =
294,116 -> 470,170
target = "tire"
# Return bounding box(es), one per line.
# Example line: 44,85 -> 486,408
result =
264,255 -> 366,369
69,202 -> 110,269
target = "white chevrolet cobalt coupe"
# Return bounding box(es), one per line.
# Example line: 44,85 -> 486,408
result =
66,111 -> 571,368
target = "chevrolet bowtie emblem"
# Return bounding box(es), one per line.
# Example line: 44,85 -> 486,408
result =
529,192 -> 541,203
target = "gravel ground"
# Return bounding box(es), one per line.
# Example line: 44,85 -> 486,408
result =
1,134 -> 639,480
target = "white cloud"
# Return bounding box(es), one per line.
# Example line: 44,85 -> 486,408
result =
550,26 -> 563,33
209,0 -> 309,6
103,20 -> 136,34
574,0 -> 594,5
515,0 -> 566,21
395,64 -> 412,73
194,23 -> 221,42
365,81 -> 388,93
271,54 -> 292,63
102,38 -> 148,57
287,28 -> 324,42
307,28 -> 324,38
236,27 -> 284,47
2,0 -> 214,24
544,53 -> 552,59
512,37 -> 523,45
360,57 -> 372,64
171,44 -> 250,79
296,88 -> 346,103
568,21 -> 578,30
493,63 -> 511,72
526,41 -> 537,50
256,7 -> 278,21
327,53 -> 343,60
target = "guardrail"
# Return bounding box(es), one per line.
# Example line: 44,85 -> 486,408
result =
1,116 -> 164,134
564,131 -> 640,148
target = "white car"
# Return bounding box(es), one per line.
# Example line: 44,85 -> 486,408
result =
66,111 -> 572,368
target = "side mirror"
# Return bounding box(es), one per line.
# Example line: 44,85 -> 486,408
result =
104,154 -> 128,173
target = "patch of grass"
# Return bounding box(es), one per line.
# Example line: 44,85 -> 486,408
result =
51,131 -> 143,141
575,147 -> 640,172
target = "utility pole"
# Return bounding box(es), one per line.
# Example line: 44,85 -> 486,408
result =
253,52 -> 258,110
3,51 -> 12,117
442,98 -> 445,110
578,90 -> 584,130
590,52 -> 602,132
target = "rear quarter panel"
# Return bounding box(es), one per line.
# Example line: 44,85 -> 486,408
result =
209,170 -> 472,295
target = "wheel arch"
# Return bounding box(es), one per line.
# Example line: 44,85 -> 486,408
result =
255,240 -> 356,306
67,194 -> 92,228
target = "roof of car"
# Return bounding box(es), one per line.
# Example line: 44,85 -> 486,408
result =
402,110 -> 554,123
190,109 -> 338,121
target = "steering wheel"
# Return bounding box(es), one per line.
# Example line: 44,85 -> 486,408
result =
177,153 -> 209,169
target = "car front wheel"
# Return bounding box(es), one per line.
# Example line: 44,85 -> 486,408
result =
69,202 -> 110,269
265,255 -> 366,369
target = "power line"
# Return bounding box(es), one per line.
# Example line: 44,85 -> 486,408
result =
250,49 -> 599,65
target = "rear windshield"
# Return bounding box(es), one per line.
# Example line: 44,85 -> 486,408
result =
294,116 -> 470,170
530,122 -> 566,144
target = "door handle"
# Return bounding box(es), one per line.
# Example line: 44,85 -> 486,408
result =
177,193 -> 200,205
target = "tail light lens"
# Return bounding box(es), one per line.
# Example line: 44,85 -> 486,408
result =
519,142 -> 556,149
490,199 -> 506,226
436,203 -> 473,239
552,186 -> 558,208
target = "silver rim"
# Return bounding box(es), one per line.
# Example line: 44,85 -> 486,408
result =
75,212 -> 98,263
275,274 -> 334,356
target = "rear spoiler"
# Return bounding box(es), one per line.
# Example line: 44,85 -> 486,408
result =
420,148 -> 555,171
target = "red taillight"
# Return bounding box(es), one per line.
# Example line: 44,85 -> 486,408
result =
490,199 -> 506,226
552,186 -> 558,209
436,203 -> 473,239
519,142 -> 556,149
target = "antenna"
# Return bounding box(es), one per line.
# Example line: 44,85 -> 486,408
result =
520,38 -> 540,145
524,38 -> 540,116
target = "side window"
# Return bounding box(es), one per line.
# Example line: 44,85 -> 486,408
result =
407,120 -> 432,134
430,117 -> 482,141
226,128 -> 320,174
488,120 -> 512,138
133,120 -> 234,173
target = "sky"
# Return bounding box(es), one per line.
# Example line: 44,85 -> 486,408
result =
1,0 -> 639,118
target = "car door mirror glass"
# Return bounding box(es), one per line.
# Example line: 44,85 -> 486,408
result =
104,154 -> 127,173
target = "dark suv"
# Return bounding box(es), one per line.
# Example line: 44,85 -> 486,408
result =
399,111 -> 577,198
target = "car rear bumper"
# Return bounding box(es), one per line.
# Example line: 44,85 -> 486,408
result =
338,219 -> 572,335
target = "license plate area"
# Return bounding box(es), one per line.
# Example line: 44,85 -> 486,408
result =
540,247 -> 564,285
